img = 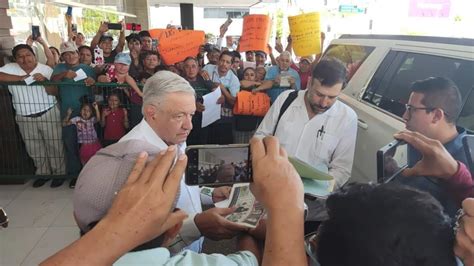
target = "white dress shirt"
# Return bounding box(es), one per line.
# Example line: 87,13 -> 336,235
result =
255,90 -> 358,188
120,119 -> 211,253
0,63 -> 56,115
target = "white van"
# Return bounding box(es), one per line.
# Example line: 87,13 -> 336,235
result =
321,35 -> 474,183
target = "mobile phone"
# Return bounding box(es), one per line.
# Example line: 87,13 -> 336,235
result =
125,23 -> 142,31
93,47 -> 104,66
71,23 -> 77,33
377,140 -> 408,183
66,6 -> 73,16
32,25 -> 40,40
185,144 -> 252,186
107,23 -> 122,30
152,39 -> 158,51
463,135 -> 474,174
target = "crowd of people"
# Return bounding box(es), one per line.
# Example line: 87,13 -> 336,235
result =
0,17 -> 316,189
0,14 -> 473,266
199,161 -> 249,184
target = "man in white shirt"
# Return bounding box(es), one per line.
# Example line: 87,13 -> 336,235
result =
201,50 -> 240,144
0,44 -> 65,187
255,58 -> 358,189
74,71 -> 247,254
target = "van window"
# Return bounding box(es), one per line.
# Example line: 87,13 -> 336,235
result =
458,89 -> 474,133
322,44 -> 374,82
362,52 -> 474,120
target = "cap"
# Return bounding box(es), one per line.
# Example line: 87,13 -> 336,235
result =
255,50 -> 267,58
300,55 -> 314,64
114,52 -> 131,65
99,35 -> 113,43
74,140 -> 167,232
126,33 -> 141,43
59,41 -> 78,55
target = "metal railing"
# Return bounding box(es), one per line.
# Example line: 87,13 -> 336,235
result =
0,81 -> 260,182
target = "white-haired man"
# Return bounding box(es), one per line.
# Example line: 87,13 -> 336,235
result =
74,71 -> 246,255
253,51 -> 301,103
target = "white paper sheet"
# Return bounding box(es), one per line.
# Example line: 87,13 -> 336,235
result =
202,89 -> 222,128
24,76 -> 35,85
74,69 -> 87,81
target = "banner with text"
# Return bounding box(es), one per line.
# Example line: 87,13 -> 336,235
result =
238,15 -> 271,53
288,12 -> 321,57
149,29 -> 205,65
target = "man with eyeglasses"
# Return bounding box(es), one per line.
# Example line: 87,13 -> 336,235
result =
394,76 -> 469,218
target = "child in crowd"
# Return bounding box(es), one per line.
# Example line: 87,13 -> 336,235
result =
98,53 -> 143,105
101,91 -> 129,146
63,100 -> 102,165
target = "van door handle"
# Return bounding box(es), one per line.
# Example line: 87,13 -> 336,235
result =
358,119 -> 368,130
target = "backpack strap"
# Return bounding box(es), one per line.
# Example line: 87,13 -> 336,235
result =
272,90 -> 299,136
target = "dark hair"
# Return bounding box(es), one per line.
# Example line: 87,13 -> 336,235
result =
78,45 -> 94,63
410,77 -> 462,123
12,44 -> 35,59
243,67 -> 256,75
138,30 -> 151,38
231,50 -> 241,60
126,33 -> 141,43
183,56 -> 198,64
77,32 -> 84,37
140,50 -> 161,64
107,90 -> 123,104
311,57 -> 347,88
316,183 -> 456,266
219,50 -> 234,63
49,46 -> 60,55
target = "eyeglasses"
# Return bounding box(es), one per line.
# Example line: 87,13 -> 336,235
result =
0,208 -> 8,228
405,104 -> 450,119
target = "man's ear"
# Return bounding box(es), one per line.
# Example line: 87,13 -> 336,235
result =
144,104 -> 156,120
432,108 -> 444,124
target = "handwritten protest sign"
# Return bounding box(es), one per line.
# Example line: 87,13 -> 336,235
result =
288,12 -> 321,57
233,91 -> 270,117
149,29 -> 205,65
238,15 -> 271,53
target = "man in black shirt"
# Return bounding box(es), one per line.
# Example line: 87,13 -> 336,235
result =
182,57 -> 215,145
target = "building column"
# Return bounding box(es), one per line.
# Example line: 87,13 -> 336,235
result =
0,0 -> 15,65
180,3 -> 194,30
123,0 -> 150,30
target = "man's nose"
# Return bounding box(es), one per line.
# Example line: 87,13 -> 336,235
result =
402,110 -> 410,121
319,97 -> 329,108
182,115 -> 193,130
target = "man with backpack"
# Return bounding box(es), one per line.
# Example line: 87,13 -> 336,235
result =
255,58 -> 358,189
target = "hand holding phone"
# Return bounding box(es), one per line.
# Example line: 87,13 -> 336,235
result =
32,25 -> 40,41
66,6 -> 73,16
393,130 -> 459,179
377,139 -> 408,183
185,144 -> 252,186
107,23 -> 122,30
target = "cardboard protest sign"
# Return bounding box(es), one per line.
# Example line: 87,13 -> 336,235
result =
233,91 -> 270,117
238,15 -> 271,53
288,12 -> 321,57
149,28 -> 205,65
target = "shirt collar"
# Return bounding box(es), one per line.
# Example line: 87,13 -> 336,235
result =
135,119 -> 186,153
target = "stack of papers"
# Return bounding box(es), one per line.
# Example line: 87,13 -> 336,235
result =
289,156 -> 334,198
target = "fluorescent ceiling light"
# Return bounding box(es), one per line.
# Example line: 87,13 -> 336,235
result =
52,0 -> 137,17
